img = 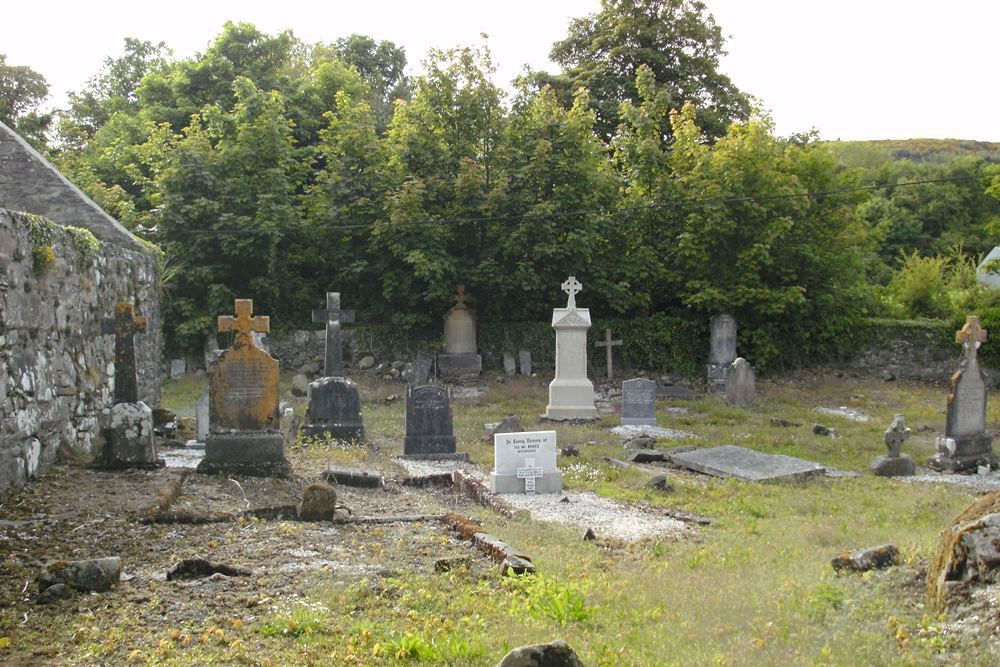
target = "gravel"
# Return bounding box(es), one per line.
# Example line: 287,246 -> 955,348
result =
609,425 -> 696,439
900,468 -> 1000,492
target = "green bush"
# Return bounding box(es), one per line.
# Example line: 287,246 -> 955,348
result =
888,251 -> 952,318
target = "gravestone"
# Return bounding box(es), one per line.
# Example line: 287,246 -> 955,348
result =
621,378 -> 657,426
96,303 -> 159,469
543,276 -> 597,420
403,385 -> 461,458
928,316 -> 997,472
594,328 -> 622,379
518,350 -> 532,376
169,358 -> 186,379
311,292 -> 355,377
437,285 -> 482,383
670,445 -> 826,482
707,313 -> 737,391
303,377 -> 365,441
870,414 -> 915,477
409,351 -> 433,386
503,352 -> 517,376
725,358 -> 756,408
977,246 -> 1000,289
195,389 -> 209,443
197,299 -> 290,477
491,431 -> 562,494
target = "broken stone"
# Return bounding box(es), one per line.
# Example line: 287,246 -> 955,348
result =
496,640 -> 584,667
582,527 -> 596,541
624,435 -> 657,450
166,558 -> 252,581
297,482 -> 342,521
320,466 -> 384,488
358,355 -> 376,370
812,423 -> 838,438
291,373 -> 310,397
36,582 -> 73,604
831,544 -> 899,573
628,449 -> 665,463
927,490 -> 1000,609
39,557 -> 121,593
483,415 -> 523,442
646,474 -> 674,492
769,417 -> 801,428
560,445 -> 580,457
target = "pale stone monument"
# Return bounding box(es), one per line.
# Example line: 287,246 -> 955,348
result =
621,378 -> 657,426
707,313 -> 737,391
491,431 -> 562,494
725,358 -> 756,408
870,414 -> 915,477
543,276 -> 597,420
977,246 -> 1000,289
928,316 -> 997,472
437,285 -> 482,383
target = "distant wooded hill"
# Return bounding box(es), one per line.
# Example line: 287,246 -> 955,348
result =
825,138 -> 1000,167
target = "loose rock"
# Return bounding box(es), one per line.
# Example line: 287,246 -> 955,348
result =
831,544 -> 899,573
291,373 -> 310,397
495,640 -> 584,667
927,490 -> 1000,608
646,474 -> 674,492
812,423 -> 838,438
38,557 -> 121,593
297,482 -> 341,521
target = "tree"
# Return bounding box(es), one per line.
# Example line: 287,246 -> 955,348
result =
0,54 -> 51,147
541,0 -> 750,141
326,34 -> 411,131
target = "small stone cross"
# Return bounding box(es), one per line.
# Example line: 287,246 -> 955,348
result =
594,328 -> 622,379
452,284 -> 469,309
516,457 -> 544,494
312,292 -> 355,376
219,299 -> 269,348
104,302 -> 147,403
883,414 -> 911,458
956,315 -> 988,364
561,276 -> 582,309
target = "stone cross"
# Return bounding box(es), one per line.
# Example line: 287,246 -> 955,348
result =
956,315 -> 988,364
883,414 -> 911,458
594,328 -> 622,379
311,292 -> 355,377
561,276 -> 582,309
218,299 -> 269,348
516,457 -> 544,494
453,284 -> 469,309
105,302 -> 147,404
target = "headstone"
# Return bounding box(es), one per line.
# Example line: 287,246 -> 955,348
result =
594,328 -> 622,379
104,302 -> 146,404
303,377 -> 365,442
195,389 -> 209,443
503,352 -> 517,376
403,385 -> 459,457
724,358 -> 756,407
204,334 -> 221,369
518,350 -> 532,376
483,415 -> 523,441
977,246 -> 1000,289
197,299 -> 290,477
409,351 -> 433,386
491,431 -> 562,494
928,316 -> 997,472
437,285 -> 482,383
169,358 -> 186,379
669,445 -> 826,482
543,276 -> 597,420
311,292 -> 355,377
621,378 -> 657,426
870,414 -> 915,477
707,313 -> 737,392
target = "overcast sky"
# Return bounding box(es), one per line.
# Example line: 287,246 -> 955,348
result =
4,0 -> 998,141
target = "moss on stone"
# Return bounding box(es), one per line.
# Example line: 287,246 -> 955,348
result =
63,226 -> 101,267
926,489 -> 1000,610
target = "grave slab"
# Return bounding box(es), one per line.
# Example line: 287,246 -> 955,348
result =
669,445 -> 826,482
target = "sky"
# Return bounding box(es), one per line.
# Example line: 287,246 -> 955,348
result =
3,0 -> 998,141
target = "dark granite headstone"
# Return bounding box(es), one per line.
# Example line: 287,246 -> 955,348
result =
403,385 -> 457,456
304,377 -> 365,441
621,378 -> 656,426
311,292 -> 355,377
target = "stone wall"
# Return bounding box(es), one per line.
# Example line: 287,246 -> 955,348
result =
0,209 -> 160,493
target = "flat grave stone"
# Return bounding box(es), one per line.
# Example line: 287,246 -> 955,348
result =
491,431 -> 562,494
621,378 -> 657,426
669,445 -> 826,483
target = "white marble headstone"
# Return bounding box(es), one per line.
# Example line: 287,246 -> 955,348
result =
491,430 -> 562,494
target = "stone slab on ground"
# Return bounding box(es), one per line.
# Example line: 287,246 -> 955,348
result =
319,465 -> 384,488
610,424 -> 695,439
164,442 -> 206,469
669,445 -> 827,482
814,406 -> 871,422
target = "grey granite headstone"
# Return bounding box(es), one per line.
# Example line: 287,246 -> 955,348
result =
196,389 -> 209,443
707,314 -> 737,391
403,385 -> 457,456
503,352 -> 517,376
870,414 -> 915,476
669,445 -> 826,482
724,358 -> 755,407
518,350 -> 532,376
303,377 -> 365,441
621,378 -> 657,426
409,352 -> 433,387
169,358 -> 186,379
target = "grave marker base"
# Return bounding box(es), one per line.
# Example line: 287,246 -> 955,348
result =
198,433 -> 290,478
927,433 -> 997,472
490,470 -> 563,494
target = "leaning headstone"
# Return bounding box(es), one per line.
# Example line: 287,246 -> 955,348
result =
491,431 -> 562,494
196,389 -> 210,443
976,246 -> 1000,289
409,351 -> 433,386
311,292 -> 355,378
928,316 -> 997,472
707,313 -> 737,391
437,285 -> 482,383
96,303 -> 159,469
303,377 -> 365,442
503,352 -> 517,376
870,414 -> 915,477
197,299 -> 290,477
403,385 -> 462,458
724,358 -> 756,407
543,276 -> 597,420
518,350 -> 532,376
670,445 -> 826,482
621,378 -> 657,426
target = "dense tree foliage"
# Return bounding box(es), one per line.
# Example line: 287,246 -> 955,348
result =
0,53 -> 51,147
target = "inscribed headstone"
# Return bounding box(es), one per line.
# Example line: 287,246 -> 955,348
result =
491,431 -> 562,494
621,378 -> 657,426
707,313 -> 737,391
304,376 -> 365,441
518,350 -> 532,376
543,276 -> 597,420
724,358 -> 755,408
403,385 -> 457,455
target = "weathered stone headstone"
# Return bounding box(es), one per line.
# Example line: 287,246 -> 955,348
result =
724,358 -> 756,408
303,377 -> 365,441
409,351 -> 433,386
977,246 -> 1000,289
929,316 -> 996,471
105,302 -> 146,404
503,352 -> 517,376
870,414 -> 915,476
594,328 -> 622,379
197,299 -> 289,477
670,445 -> 826,482
311,292 -> 355,377
437,285 -> 482,383
491,431 -> 562,494
518,349 -> 532,376
403,385 -> 459,457
169,358 -> 185,379
195,389 -> 209,443
621,378 -> 657,426
707,313 -> 737,391
544,276 -> 597,420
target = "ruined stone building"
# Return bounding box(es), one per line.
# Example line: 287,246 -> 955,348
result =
0,122 -> 161,492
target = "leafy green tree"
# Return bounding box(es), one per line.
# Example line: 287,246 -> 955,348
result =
0,54 -> 51,147
325,34 -> 411,131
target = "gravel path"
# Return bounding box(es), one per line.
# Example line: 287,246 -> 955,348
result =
609,424 -> 696,439
901,468 -> 1000,492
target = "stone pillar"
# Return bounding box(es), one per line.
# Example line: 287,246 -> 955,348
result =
544,277 -> 597,420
